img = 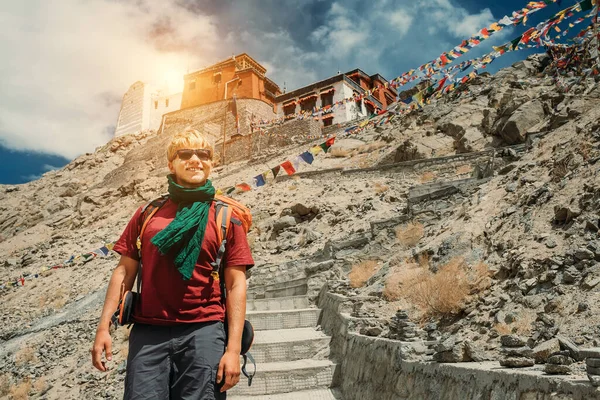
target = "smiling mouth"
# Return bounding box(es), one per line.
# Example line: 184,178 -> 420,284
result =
186,167 -> 202,172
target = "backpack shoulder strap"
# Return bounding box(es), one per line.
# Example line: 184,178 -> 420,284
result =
135,194 -> 168,293
211,201 -> 232,281
137,194 -> 169,256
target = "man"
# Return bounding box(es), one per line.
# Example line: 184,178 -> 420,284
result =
92,128 -> 253,399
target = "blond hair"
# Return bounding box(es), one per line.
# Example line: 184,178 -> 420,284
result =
167,128 -> 213,162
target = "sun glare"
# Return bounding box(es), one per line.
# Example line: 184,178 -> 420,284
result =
163,69 -> 184,93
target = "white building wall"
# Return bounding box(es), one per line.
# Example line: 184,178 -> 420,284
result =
275,79 -> 368,127
114,82 -> 182,138
114,81 -> 146,137
149,92 -> 182,131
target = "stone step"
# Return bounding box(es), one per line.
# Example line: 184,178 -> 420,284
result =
229,388 -> 342,399
250,327 -> 331,363
247,296 -> 309,312
248,278 -> 308,299
228,359 -> 337,397
247,308 -> 320,331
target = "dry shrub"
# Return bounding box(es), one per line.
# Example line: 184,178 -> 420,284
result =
493,323 -> 512,336
51,287 -> 68,310
9,379 -> 31,400
287,184 -> 298,191
468,262 -> 492,293
395,222 -> 424,248
512,310 -> 536,335
330,147 -> 352,158
373,182 -> 389,194
405,258 -> 470,317
551,154 -> 572,182
0,374 -> 10,397
416,253 -> 430,269
15,346 -> 37,366
579,140 -> 592,161
493,311 -> 536,336
384,257 -> 491,319
38,293 -> 49,308
33,377 -> 48,394
419,171 -> 436,183
455,165 -> 473,175
348,260 -> 380,288
383,263 -> 422,301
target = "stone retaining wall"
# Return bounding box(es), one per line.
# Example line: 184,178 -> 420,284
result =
317,289 -> 599,400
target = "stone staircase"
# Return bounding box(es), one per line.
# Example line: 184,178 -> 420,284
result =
229,293 -> 342,399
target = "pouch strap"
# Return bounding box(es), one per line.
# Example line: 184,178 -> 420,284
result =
241,352 -> 256,386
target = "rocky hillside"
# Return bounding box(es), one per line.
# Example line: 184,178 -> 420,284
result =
1,53 -> 599,398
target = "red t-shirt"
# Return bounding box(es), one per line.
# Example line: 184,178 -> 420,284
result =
113,199 -> 254,325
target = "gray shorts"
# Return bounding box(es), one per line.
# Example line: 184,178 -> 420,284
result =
124,321 -> 227,400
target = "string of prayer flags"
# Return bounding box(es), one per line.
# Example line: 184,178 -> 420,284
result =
2,242 -> 117,289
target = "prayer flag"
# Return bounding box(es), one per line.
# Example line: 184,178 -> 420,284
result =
280,160 -> 296,175
325,137 -> 335,147
235,183 -> 252,192
299,151 -> 314,164
271,165 -> 281,179
292,156 -> 300,171
310,146 -> 323,156
254,174 -> 266,187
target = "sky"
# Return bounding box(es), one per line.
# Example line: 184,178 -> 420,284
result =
0,0 -> 591,184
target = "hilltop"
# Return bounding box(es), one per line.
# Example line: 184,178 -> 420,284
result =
0,53 -> 599,398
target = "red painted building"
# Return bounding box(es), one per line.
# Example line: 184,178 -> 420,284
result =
181,53 -> 281,109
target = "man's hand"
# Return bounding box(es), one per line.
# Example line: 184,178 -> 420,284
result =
91,328 -> 113,372
216,350 -> 240,392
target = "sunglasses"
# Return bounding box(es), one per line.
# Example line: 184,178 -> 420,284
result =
175,148 -> 212,161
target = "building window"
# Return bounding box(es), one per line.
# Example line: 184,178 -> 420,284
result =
166,98 -> 169,107
321,92 -> 334,107
189,81 -> 196,90
283,103 -> 296,116
213,73 -> 222,84
300,97 -> 317,112
154,101 -> 158,109
384,93 -> 395,106
323,117 -> 334,127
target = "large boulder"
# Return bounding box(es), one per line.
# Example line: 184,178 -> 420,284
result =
497,100 -> 545,144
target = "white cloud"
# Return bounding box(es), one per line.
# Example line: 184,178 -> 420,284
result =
448,9 -> 496,37
387,10 -> 414,36
0,0 -> 522,161
0,0 -> 220,159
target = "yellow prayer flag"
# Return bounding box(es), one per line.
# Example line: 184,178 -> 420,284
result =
310,146 -> 323,156
555,26 -> 561,32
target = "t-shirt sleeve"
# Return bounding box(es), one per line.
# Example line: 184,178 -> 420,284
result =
113,206 -> 144,261
224,220 -> 254,270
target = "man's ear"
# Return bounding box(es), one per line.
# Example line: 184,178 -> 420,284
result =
168,161 -> 175,174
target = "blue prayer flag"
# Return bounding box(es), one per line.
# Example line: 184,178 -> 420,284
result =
254,174 -> 266,187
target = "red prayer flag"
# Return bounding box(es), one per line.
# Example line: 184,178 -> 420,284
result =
325,137 -> 335,147
280,160 -> 296,175
235,183 -> 252,192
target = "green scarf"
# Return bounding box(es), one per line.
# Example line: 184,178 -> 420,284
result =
151,174 -> 215,280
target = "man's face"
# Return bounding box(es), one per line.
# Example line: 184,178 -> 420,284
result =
168,148 -> 212,188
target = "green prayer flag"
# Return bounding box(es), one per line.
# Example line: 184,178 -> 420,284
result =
578,0 -> 593,12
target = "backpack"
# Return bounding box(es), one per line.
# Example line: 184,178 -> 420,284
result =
114,193 -> 256,386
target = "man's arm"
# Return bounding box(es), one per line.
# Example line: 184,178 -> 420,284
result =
217,265 -> 247,392
91,255 -> 138,371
